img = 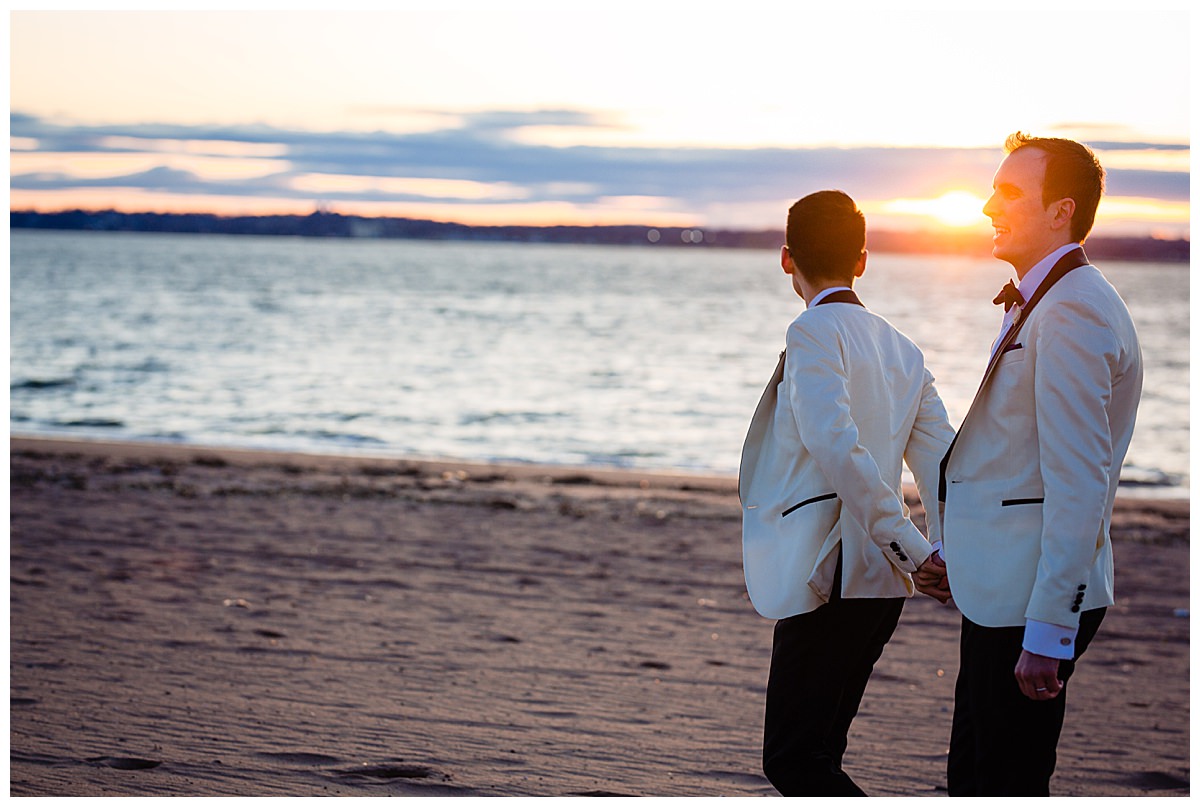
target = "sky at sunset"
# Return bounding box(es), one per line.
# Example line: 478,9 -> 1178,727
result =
7,5 -> 1192,238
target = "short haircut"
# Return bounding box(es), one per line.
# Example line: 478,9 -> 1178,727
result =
785,190 -> 866,284
1005,131 -> 1105,243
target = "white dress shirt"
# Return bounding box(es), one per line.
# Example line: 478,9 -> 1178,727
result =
808,285 -> 854,307
989,243 -> 1082,360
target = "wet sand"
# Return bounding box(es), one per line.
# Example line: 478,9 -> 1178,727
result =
8,436 -> 1190,796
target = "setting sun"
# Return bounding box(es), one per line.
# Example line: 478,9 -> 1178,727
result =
883,191 -> 989,228
928,191 -> 989,227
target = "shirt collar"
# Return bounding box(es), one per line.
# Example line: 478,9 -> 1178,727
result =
808,285 -> 854,308
1018,243 -> 1082,301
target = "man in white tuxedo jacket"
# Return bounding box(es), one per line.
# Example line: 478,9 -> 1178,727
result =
924,133 -> 1143,795
740,190 -> 954,795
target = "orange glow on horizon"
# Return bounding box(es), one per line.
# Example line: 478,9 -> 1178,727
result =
880,191 -> 990,229
11,189 -> 1190,239
8,189 -> 700,229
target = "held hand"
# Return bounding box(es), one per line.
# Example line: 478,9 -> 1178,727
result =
1014,650 -> 1063,700
927,547 -> 946,569
914,576 -> 952,603
913,554 -> 951,604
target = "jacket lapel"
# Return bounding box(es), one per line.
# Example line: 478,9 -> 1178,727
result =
938,247 -> 1089,500
976,247 -> 1089,389
739,350 -> 786,503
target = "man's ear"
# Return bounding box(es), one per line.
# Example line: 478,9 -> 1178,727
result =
781,245 -> 794,274
854,249 -> 868,279
1049,198 -> 1075,232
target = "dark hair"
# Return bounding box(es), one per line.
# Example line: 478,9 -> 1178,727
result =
1005,132 -> 1105,243
785,190 -> 866,284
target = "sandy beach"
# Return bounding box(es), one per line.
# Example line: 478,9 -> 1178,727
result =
8,436 -> 1190,796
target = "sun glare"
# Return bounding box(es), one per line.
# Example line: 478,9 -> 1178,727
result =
885,191 -> 989,229
928,192 -> 988,227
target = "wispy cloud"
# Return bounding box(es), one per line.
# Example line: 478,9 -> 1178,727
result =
10,111 -> 1190,225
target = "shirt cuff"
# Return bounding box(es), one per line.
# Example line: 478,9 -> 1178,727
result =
1023,619 -> 1078,660
930,540 -> 943,558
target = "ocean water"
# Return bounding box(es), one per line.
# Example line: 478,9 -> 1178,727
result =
9,229 -> 1189,495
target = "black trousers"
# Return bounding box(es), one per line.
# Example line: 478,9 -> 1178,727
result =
947,608 -> 1105,796
762,566 -> 904,796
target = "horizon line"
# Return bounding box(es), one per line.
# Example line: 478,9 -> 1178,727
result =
8,206 -> 1191,243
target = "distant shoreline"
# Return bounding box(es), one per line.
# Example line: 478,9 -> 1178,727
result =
10,208 -> 1190,262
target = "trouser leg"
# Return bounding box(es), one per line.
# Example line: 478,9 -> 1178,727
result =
825,598 -> 906,769
762,587 -> 904,796
946,608 -> 1105,796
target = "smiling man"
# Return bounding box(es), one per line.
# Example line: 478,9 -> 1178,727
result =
921,133 -> 1144,795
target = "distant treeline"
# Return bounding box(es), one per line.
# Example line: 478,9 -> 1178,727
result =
10,209 -> 1190,262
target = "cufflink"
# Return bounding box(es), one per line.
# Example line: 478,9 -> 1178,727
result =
1060,637 -> 1072,646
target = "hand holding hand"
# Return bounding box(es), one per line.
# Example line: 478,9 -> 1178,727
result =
913,551 -> 951,604
1014,650 -> 1063,700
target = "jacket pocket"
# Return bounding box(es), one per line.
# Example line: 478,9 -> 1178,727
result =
782,492 -> 837,518
1001,497 -> 1044,507
997,346 -> 1026,365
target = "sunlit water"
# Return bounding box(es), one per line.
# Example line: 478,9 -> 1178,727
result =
10,230 -> 1189,496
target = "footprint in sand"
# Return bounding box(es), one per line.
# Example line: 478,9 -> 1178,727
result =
638,660 -> 671,670
335,762 -> 439,780
86,757 -> 162,771
1129,771 -> 1189,791
256,751 -> 342,766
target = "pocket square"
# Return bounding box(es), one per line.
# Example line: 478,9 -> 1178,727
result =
1002,342 -> 1023,353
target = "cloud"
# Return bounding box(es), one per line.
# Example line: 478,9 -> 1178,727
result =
1104,169 -> 1190,200
1089,141 -> 1191,152
10,111 -> 1191,222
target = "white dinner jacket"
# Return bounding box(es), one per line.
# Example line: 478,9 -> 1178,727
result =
941,250 -> 1143,630
740,291 -> 954,619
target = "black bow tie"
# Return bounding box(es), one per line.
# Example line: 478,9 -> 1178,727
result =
993,280 -> 1025,312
